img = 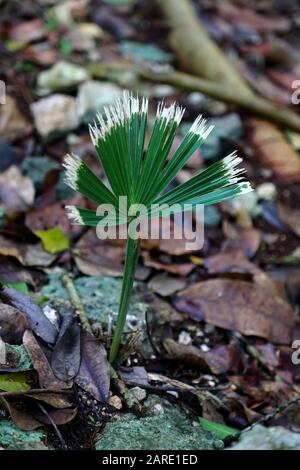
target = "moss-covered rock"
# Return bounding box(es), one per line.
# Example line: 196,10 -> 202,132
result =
95,395 -> 223,450
0,420 -> 47,450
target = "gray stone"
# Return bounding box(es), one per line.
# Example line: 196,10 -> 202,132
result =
229,425 -> 300,450
76,81 -> 123,123
31,94 -> 79,138
37,61 -> 90,92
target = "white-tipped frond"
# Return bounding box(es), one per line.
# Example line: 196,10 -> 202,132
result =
189,115 -> 214,139
62,153 -> 81,190
89,90 -> 149,145
236,181 -> 253,195
156,101 -> 185,127
222,151 -> 246,180
65,205 -> 84,224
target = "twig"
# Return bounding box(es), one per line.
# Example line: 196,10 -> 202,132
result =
36,402 -> 67,450
88,62 -> 300,133
61,274 -> 93,335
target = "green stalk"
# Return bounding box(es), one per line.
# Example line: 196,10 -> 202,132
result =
109,236 -> 141,363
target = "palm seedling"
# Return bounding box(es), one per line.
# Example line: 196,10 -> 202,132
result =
63,91 -> 252,363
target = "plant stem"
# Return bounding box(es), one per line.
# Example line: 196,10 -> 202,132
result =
109,237 -> 141,363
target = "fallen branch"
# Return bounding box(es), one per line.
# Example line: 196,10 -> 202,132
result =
155,0 -> 300,179
88,62 -> 300,133
61,274 -> 93,335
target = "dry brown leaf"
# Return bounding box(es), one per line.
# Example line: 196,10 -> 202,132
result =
163,338 -> 232,375
174,278 -> 296,344
0,166 -> 35,212
23,330 -> 71,390
73,230 -> 124,277
0,304 -> 28,344
142,250 -> 194,276
246,118 -> 300,183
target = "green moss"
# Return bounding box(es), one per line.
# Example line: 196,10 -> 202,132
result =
96,396 -> 223,450
0,420 -> 47,450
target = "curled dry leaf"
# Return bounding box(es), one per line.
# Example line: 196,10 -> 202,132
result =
0,235 -> 56,268
23,330 -> 71,390
75,331 -> 110,402
51,314 -> 81,381
174,278 -> 297,344
0,285 -> 57,344
163,338 -> 232,375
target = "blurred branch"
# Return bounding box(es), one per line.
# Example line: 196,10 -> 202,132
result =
88,62 -> 300,133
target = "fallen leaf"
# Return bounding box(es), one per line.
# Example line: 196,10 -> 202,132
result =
23,330 -> 70,390
0,396 -> 41,430
75,331 -> 110,402
51,314 -> 81,381
32,407 -> 77,426
34,227 -> 70,254
0,235 -> 55,268
0,304 -> 28,344
174,279 -> 296,344
163,338 -> 232,375
9,19 -> 45,44
0,372 -> 31,392
142,251 -> 194,276
0,285 -> 57,344
246,119 -> 300,183
73,229 -> 124,277
222,224 -> 261,258
0,96 -> 32,141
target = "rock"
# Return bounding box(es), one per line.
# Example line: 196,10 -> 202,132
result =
0,165 -> 35,212
108,395 -> 122,410
48,0 -> 88,25
37,61 -> 90,92
186,92 -> 227,116
96,395 -> 223,450
256,182 -> 277,201
229,425 -> 300,450
0,95 -> 32,141
119,41 -> 174,64
21,156 -> 60,191
31,94 -> 79,138
76,81 -> 123,123
0,420 -> 46,450
204,205 -> 221,227
65,23 -> 104,52
148,273 -> 187,297
201,113 -> 244,160
129,386 -> 147,402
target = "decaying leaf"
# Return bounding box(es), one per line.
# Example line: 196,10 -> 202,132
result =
0,286 -> 58,344
174,279 -> 296,344
23,330 -> 71,389
51,314 -> 81,381
75,331 -> 110,402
